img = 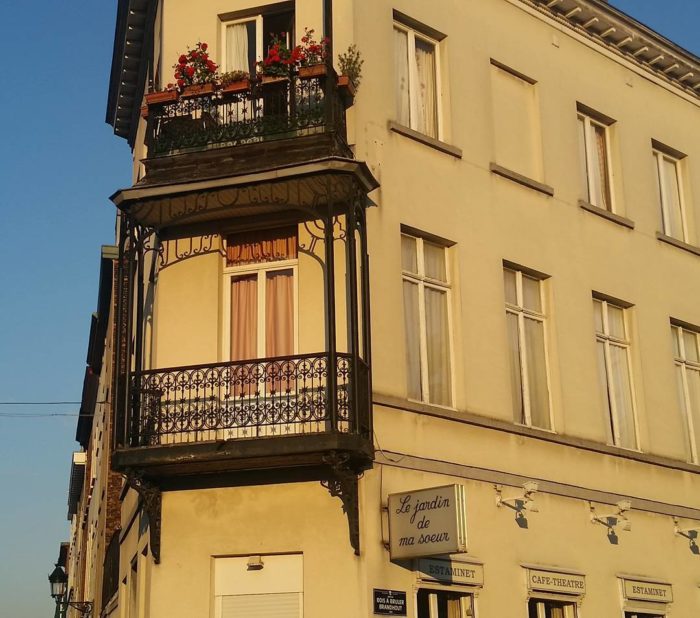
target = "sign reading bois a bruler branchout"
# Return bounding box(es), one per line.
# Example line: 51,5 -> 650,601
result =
373,589 -> 407,616
387,484 -> 468,560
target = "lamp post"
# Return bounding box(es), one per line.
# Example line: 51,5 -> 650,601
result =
48,564 -> 93,618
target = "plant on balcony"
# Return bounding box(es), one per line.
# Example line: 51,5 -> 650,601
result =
219,70 -> 251,94
257,33 -> 301,82
298,28 -> 330,79
337,44 -> 363,101
172,41 -> 219,96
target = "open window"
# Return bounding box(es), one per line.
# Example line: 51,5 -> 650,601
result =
220,6 -> 294,75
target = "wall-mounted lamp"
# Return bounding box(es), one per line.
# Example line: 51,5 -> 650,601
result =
247,555 -> 265,571
589,500 -> 632,544
495,482 -> 539,528
673,517 -> 700,555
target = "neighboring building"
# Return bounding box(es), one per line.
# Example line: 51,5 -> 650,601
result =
60,0 -> 700,616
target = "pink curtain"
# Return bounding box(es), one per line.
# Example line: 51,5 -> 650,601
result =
266,269 -> 294,394
231,275 -> 258,397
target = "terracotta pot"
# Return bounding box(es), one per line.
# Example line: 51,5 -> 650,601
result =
298,64 -> 327,79
221,78 -> 251,94
140,104 -> 149,119
181,83 -> 216,98
337,75 -> 356,106
145,90 -> 178,105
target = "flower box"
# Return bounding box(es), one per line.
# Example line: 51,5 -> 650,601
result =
298,64 -> 327,79
181,82 -> 216,98
337,75 -> 356,106
260,75 -> 289,86
145,90 -> 178,106
221,78 -> 251,95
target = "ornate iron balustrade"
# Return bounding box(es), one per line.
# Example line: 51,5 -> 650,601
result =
129,353 -> 369,447
146,73 -> 346,157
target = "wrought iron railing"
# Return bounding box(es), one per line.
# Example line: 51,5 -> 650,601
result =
146,73 -> 346,156
129,353 -> 369,446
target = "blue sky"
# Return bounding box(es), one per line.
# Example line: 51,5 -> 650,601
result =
0,1 -> 697,617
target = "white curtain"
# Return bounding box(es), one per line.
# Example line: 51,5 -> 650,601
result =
414,38 -> 437,138
403,280 -> 422,400
425,287 -> 451,406
226,23 -> 249,73
394,28 -> 410,127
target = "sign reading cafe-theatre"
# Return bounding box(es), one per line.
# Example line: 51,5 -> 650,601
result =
388,485 -> 468,560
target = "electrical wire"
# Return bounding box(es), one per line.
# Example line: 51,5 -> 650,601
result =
0,401 -> 81,405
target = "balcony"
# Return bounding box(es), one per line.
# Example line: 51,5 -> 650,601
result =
112,352 -> 372,477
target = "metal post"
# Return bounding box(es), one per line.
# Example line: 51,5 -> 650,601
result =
132,226 -> 146,446
359,206 -> 373,437
324,185 -> 338,431
345,199 -> 360,433
124,221 -> 137,447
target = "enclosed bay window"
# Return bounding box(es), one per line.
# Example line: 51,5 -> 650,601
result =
653,144 -> 688,241
402,232 -> 453,407
417,588 -> 474,618
672,323 -> 700,463
221,7 -> 294,75
394,15 -> 443,139
528,598 -> 577,618
594,297 -> 638,449
577,107 -> 614,211
504,266 -> 552,430
224,227 -> 297,362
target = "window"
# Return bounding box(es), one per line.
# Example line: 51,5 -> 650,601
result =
624,614 -> 664,618
221,8 -> 294,75
577,109 -> 614,211
672,323 -> 700,463
490,61 -> 542,181
417,588 -> 474,618
394,20 -> 441,139
402,233 -> 453,407
528,599 -> 577,618
653,146 -> 687,241
224,227 -> 297,362
504,267 -> 551,430
594,298 -> 638,449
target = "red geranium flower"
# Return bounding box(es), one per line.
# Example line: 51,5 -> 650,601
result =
178,54 -> 187,64
185,66 -> 195,77
201,42 -> 208,51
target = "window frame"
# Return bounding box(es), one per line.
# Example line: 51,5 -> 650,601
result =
415,585 -> 475,618
393,20 -> 444,140
594,298 -> 640,450
653,148 -> 688,242
504,267 -> 554,431
577,111 -> 615,212
401,233 -> 455,408
220,15 -> 264,74
222,258 -> 299,362
527,597 -> 578,618
672,323 -> 700,463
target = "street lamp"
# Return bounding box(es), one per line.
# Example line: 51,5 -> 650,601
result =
48,564 -> 93,617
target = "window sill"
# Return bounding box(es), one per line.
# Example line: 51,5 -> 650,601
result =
656,232 -> 700,257
388,121 -> 463,159
579,200 -> 635,229
489,163 -> 554,197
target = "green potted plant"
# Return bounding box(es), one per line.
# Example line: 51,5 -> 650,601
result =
337,44 -> 363,104
219,70 -> 251,94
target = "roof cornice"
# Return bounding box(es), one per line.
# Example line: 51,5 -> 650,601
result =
520,0 -> 700,99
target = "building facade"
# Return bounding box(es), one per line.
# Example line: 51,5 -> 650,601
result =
60,0 -> 700,617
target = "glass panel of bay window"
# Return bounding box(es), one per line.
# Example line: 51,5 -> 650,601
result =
525,317 -> 551,429
414,37 -> 438,138
401,234 -> 418,273
231,275 -> 258,361
394,28 -> 410,127
265,269 -> 294,357
403,280 -> 422,400
504,268 -> 517,305
424,241 -> 447,282
507,312 -> 525,423
610,344 -> 636,448
522,275 -> 541,312
425,287 -> 451,406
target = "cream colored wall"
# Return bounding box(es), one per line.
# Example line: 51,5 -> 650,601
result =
351,0 -> 700,466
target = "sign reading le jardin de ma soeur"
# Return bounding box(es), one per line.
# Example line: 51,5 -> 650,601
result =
388,485 -> 468,560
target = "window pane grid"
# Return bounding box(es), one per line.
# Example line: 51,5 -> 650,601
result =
403,235 -> 452,407
674,325 -> 700,463
595,299 -> 637,449
504,268 -> 551,430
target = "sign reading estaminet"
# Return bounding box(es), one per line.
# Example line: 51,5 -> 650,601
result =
388,485 -> 467,560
